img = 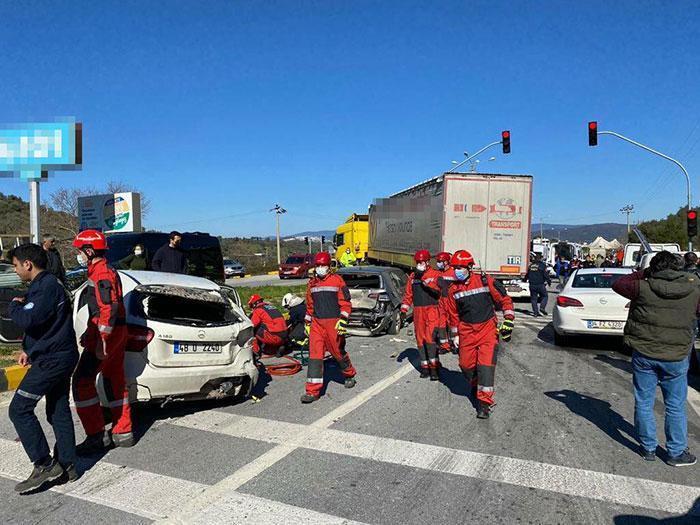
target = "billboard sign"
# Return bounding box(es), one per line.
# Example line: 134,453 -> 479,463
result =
78,192 -> 142,233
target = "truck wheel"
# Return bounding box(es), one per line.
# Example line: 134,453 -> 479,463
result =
387,310 -> 401,335
553,331 -> 569,347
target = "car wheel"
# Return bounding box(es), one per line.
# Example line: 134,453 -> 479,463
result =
553,331 -> 569,347
387,310 -> 401,335
240,274 -> 245,278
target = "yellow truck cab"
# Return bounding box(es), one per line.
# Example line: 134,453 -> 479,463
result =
334,214 -> 369,264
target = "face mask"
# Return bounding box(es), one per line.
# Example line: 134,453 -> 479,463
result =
134,249 -> 143,256
416,262 -> 427,273
436,262 -> 446,271
77,253 -> 88,266
316,266 -> 329,277
454,268 -> 470,281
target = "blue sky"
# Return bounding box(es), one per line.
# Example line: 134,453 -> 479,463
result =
2,1 -> 699,236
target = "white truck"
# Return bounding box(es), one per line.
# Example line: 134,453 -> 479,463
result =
368,172 -> 534,297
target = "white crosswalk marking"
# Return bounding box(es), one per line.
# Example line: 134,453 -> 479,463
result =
171,412 -> 700,516
0,438 -> 367,524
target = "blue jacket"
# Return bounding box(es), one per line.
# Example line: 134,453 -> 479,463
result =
9,271 -> 78,361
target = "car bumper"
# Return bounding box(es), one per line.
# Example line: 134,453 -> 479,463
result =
503,280 -> 530,298
225,270 -> 245,277
347,307 -> 394,337
552,307 -> 626,336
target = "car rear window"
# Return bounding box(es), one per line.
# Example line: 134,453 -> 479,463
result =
572,273 -> 627,289
285,256 -> 305,264
342,274 -> 382,289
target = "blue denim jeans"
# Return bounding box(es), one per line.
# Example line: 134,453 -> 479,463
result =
632,351 -> 689,458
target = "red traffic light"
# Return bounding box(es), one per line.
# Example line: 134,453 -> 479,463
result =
588,121 -> 598,146
502,130 -> 510,138
688,211 -> 697,220
588,121 -> 597,130
501,130 -> 511,154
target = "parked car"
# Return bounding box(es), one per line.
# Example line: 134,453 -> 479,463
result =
72,270 -> 258,404
337,265 -> 410,336
279,253 -> 313,279
552,267 -> 633,346
224,259 -> 246,278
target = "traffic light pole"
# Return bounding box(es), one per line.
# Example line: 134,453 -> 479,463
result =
447,140 -> 503,172
598,130 -> 693,251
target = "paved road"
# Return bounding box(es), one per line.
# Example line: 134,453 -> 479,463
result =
1,299 -> 699,524
226,274 -> 308,288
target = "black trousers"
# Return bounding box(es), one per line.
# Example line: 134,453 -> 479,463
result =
530,284 -> 548,315
9,353 -> 78,467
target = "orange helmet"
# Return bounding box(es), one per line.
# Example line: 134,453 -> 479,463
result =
247,294 -> 263,307
314,252 -> 332,266
451,250 -> 474,267
436,251 -> 451,263
414,250 -> 431,263
73,230 -> 108,251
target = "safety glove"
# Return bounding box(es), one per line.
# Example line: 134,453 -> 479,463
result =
304,324 -> 311,337
335,318 -> 348,335
499,319 -> 515,342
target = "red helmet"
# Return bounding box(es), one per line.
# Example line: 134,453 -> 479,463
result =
247,294 -> 263,307
73,230 -> 108,251
450,250 -> 474,267
314,252 -> 331,266
436,251 -> 451,263
414,250 -> 431,263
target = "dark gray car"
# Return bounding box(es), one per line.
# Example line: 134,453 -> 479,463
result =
337,265 -> 410,336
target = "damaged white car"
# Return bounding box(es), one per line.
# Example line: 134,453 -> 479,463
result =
72,271 -> 258,405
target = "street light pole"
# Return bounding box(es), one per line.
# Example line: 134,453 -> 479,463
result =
270,204 -> 287,265
597,129 -> 692,251
448,139 -> 503,172
620,204 -> 634,236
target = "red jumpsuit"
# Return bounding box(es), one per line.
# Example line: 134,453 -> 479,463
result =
250,303 -> 288,355
437,266 -> 457,351
305,273 -> 356,397
446,272 -> 514,406
73,258 -> 132,437
402,268 -> 442,371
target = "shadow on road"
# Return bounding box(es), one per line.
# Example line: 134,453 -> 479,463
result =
397,347 -> 421,372
544,389 -> 638,454
537,323 -> 625,352
594,353 -> 633,374
613,497 -> 700,523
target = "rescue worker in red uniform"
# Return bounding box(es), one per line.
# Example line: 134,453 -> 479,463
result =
71,230 -> 134,453
401,250 -> 443,380
435,251 -> 454,354
302,252 -> 356,403
445,250 -> 515,419
248,294 -> 288,357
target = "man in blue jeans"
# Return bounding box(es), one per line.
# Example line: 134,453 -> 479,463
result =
613,251 -> 698,467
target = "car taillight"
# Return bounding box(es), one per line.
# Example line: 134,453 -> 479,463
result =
557,296 -> 584,308
126,325 -> 155,352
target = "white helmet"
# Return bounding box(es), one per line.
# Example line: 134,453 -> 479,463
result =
282,293 -> 303,309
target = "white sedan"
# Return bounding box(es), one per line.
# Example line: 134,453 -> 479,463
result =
552,267 -> 632,346
73,270 -> 259,404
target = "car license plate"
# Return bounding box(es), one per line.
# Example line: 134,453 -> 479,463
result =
587,321 -> 624,329
173,342 -> 223,354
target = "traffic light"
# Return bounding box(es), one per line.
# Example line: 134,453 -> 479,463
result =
501,130 -> 511,154
321,235 -> 326,244
304,236 -> 309,245
588,121 -> 598,146
688,209 -> 698,238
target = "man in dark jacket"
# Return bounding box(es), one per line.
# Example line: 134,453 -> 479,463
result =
612,251 -> 698,467
523,254 -> 551,316
152,231 -> 187,274
8,244 -> 79,493
42,235 -> 66,284
683,252 -> 699,275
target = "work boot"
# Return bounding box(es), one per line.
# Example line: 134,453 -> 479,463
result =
300,394 -> 319,404
344,377 -> 356,389
540,309 -> 548,316
638,446 -> 656,462
76,431 -> 113,456
667,450 -> 697,467
429,367 -> 440,381
112,432 -> 135,448
63,464 -> 80,482
15,458 -> 64,494
419,369 -> 430,379
476,402 -> 492,419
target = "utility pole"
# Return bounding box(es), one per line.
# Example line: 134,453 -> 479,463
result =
270,204 -> 287,265
620,204 -> 634,236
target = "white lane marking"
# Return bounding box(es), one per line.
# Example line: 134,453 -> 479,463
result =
158,363 -> 415,524
172,412 -> 700,517
0,438 -> 366,524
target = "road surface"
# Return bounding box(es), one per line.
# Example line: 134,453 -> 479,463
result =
1,296 -> 698,524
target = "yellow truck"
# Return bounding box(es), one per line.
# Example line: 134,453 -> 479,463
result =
334,214 -> 369,264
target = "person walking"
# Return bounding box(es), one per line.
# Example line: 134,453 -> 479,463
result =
117,244 -> 148,270
301,252 -> 356,403
42,235 -> 66,285
445,250 -> 515,419
152,231 -> 187,274
7,244 -> 79,493
524,254 -> 551,316
612,251 -> 698,466
71,230 -> 134,453
435,251 -> 454,354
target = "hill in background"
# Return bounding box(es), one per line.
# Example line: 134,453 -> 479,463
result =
533,222 -> 628,243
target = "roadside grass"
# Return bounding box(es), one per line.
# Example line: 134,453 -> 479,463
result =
0,344 -> 20,368
234,284 -> 307,313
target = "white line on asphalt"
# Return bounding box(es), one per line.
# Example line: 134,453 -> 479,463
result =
0,438 -> 367,524
157,362 -> 415,524
171,412 -> 700,516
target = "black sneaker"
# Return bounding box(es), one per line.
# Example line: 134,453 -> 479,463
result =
344,377 -> 356,389
639,447 -> 656,462
476,402 -> 492,419
429,368 -> 439,381
76,431 -> 113,456
63,464 -> 79,482
300,394 -> 319,404
112,432 -> 135,448
667,450 -> 697,467
15,459 -> 64,494
419,369 -> 430,379
540,309 -> 548,316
